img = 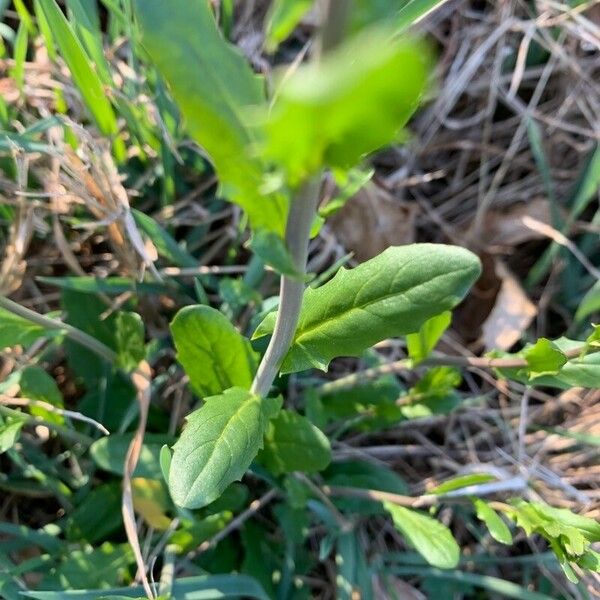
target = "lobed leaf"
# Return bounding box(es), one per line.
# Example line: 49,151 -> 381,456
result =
254,244 -> 481,373
169,387 -> 281,509
170,305 -> 259,398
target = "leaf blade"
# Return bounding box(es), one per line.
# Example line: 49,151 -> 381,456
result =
255,244 -> 481,373
169,387 -> 280,509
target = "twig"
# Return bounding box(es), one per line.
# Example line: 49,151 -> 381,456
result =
0,295 -> 117,363
318,345 -> 593,395
1,395 -> 110,435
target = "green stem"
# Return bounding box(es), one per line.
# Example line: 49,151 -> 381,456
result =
250,178 -> 320,396
0,295 -> 117,363
250,0 -> 351,397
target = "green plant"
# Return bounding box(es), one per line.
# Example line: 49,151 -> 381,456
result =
2,1 -> 600,599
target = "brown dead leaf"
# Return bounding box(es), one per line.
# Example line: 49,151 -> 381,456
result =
482,261 -> 537,351
480,198 -> 553,248
328,182 -> 418,261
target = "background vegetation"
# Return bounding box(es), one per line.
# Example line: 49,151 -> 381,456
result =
0,0 -> 599,598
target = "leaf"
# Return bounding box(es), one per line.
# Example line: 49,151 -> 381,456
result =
131,478 -> 172,530
383,567 -> 556,600
384,502 -> 460,569
472,499 -> 512,545
132,209 -> 196,268
170,512 -> 232,553
395,0 -> 451,30
90,433 -> 173,479
406,311 -> 451,364
114,312 -> 145,372
21,574 -> 270,600
0,420 -> 24,454
65,482 -> 123,543
336,530 -> 373,600
37,0 -> 119,137
523,338 -> 567,378
259,409 -> 331,474
170,305 -> 259,397
247,230 -> 302,278
39,276 -> 169,295
254,244 -> 481,374
576,280 -> 600,322
17,365 -> 64,424
263,28 -> 432,185
430,473 -> 496,495
169,387 -> 281,509
134,0 -> 287,235
264,0 -> 314,52
0,306 -> 56,348
324,460 -> 408,515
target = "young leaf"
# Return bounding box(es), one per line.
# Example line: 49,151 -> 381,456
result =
37,0 -> 119,137
406,310 -> 451,364
384,502 -> 460,569
17,365 -> 64,424
169,387 -> 281,509
523,338 -> 567,378
472,498 -> 512,545
134,0 -> 288,235
264,29 -> 432,185
259,409 -> 331,475
170,305 -> 259,398
254,244 -> 481,373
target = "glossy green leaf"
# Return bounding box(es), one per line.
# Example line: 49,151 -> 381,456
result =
259,409 -> 331,474
384,502 -> 460,569
406,310 -> 451,364
265,0 -> 314,52
38,0 -> 119,137
473,499 -> 512,545
523,338 -> 567,378
170,305 -> 259,397
263,28 -> 432,185
254,244 -> 481,373
169,387 -> 281,508
135,0 -> 287,235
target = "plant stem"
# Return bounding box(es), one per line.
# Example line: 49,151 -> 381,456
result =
250,0 -> 351,397
250,178 -> 320,396
0,294 -> 117,363
317,345 -> 595,395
